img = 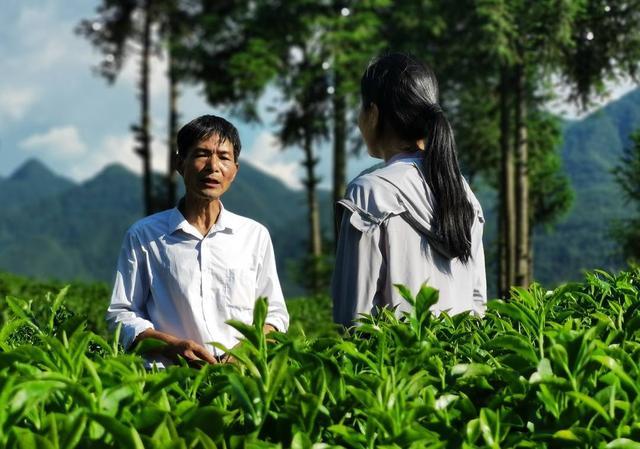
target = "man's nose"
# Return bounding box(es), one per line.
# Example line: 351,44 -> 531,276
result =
207,154 -> 221,172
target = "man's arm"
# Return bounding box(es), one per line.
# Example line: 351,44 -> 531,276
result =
106,229 -> 157,349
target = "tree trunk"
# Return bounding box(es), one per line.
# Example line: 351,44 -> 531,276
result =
528,226 -> 534,284
498,200 -> 506,297
167,27 -> 179,209
332,74 -> 347,243
137,0 -> 153,216
303,122 -> 322,294
499,65 -> 516,298
514,62 -> 530,287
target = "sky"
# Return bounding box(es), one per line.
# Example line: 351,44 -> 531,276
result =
1,0 -> 637,190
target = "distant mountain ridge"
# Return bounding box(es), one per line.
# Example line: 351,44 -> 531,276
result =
1,159 -> 75,211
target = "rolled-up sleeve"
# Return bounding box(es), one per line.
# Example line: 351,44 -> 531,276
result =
331,204 -> 385,328
106,229 -> 155,349
257,231 -> 289,332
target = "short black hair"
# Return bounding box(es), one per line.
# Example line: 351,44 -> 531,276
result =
176,115 -> 241,161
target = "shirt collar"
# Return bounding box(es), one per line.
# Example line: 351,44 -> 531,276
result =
168,199 -> 235,237
386,149 -> 424,166
213,202 -> 235,233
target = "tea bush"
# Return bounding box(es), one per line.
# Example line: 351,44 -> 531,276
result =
1,268 -> 640,448
0,273 -> 336,340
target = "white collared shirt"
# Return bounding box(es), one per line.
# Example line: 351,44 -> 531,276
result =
106,203 -> 289,356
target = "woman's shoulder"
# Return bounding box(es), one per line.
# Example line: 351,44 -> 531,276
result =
347,159 -> 420,196
343,160 -> 424,222
343,172 -> 390,219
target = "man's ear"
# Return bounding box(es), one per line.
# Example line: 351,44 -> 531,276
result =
231,162 -> 239,182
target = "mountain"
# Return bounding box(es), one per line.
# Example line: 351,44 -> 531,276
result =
0,164 -> 142,281
477,90 -> 639,293
531,89 -> 640,285
0,160 -> 329,296
0,158 -> 75,210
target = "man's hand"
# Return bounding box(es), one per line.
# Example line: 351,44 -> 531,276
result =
134,328 -> 218,365
164,338 -> 218,365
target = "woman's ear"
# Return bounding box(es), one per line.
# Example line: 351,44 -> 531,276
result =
368,103 -> 379,130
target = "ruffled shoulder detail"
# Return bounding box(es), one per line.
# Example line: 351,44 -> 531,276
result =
336,198 -> 392,233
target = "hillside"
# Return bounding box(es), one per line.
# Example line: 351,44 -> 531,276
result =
532,89 -> 640,285
0,159 -> 75,211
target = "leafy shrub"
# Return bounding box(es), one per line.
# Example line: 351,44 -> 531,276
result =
0,268 -> 640,448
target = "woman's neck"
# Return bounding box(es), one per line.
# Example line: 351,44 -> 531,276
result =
376,135 -> 426,162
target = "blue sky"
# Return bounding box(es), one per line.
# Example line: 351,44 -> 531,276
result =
1,0 -> 636,190
0,0 -> 366,189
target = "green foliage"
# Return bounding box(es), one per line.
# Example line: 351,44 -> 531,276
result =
3,268 -> 640,447
612,130 -> 640,262
0,272 -> 112,341
528,111 -> 574,228
289,253 -> 335,299
286,295 -> 338,338
615,131 -> 640,204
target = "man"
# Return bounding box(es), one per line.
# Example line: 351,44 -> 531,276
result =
107,115 -> 289,365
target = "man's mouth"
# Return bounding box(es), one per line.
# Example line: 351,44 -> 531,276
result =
201,178 -> 221,187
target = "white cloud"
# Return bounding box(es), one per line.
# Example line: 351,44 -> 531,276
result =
547,75 -> 639,119
0,87 -> 38,122
118,42 -> 169,100
20,126 -> 87,157
245,131 -> 302,190
64,131 -> 170,181
10,3 -> 92,72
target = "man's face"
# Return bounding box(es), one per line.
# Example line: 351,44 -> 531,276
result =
179,134 -> 238,201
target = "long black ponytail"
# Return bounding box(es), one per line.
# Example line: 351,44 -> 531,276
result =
361,53 -> 474,262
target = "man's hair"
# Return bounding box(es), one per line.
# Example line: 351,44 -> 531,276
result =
176,115 -> 242,161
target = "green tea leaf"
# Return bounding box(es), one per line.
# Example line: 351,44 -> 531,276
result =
607,439 -> 640,449
88,413 -> 144,449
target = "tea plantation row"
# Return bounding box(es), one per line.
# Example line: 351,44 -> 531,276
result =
1,269 -> 640,448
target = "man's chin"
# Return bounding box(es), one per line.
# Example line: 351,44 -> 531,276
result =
186,190 -> 222,202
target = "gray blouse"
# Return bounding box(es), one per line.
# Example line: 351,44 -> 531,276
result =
331,152 -> 487,327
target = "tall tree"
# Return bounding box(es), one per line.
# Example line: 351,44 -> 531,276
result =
78,0 -> 155,215
527,110 -> 574,281
321,1 -> 388,234
276,48 -> 331,294
79,0 -> 194,213
158,0 -> 190,209
470,0 -> 579,291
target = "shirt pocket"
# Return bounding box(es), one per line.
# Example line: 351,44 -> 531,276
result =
224,268 -> 258,313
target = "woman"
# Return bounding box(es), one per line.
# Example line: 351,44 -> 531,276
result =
331,53 -> 486,327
